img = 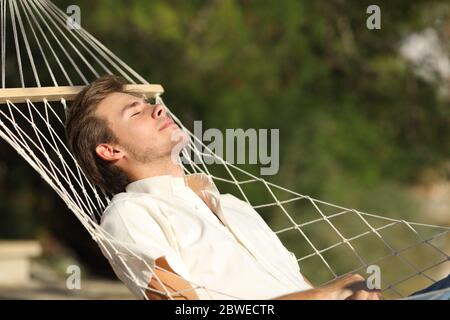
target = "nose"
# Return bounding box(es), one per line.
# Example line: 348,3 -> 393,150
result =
151,103 -> 166,119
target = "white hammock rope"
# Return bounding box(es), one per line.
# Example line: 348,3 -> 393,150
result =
0,0 -> 448,300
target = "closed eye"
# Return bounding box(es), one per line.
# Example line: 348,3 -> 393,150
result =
122,100 -> 144,119
129,101 -> 142,117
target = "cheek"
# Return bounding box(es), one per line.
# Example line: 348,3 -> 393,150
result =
131,120 -> 158,138
124,119 -> 177,152
131,120 -> 171,149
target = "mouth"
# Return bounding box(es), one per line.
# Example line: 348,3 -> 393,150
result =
158,117 -> 177,131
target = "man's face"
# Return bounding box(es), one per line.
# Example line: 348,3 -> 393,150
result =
95,92 -> 184,164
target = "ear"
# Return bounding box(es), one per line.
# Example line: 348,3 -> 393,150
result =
95,143 -> 124,162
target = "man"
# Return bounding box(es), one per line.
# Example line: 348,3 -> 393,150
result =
65,75 -> 382,300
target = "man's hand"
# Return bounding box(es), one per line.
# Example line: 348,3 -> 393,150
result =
273,274 -> 382,300
318,273 -> 382,300
145,256 -> 199,300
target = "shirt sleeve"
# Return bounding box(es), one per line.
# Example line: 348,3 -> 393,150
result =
99,195 -> 192,298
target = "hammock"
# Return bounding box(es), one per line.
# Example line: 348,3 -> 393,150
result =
0,0 -> 448,300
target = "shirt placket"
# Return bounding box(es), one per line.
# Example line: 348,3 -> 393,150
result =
215,195 -> 299,287
178,177 -> 294,286
200,191 -> 280,276
177,186 -> 257,260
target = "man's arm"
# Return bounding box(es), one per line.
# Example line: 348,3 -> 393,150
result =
272,274 -> 381,300
145,265 -> 380,300
145,256 -> 199,300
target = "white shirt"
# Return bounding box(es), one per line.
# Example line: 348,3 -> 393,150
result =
100,173 -> 312,299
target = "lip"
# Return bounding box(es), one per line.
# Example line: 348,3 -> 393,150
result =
158,117 -> 177,131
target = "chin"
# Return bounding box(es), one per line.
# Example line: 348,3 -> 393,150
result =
170,128 -> 190,146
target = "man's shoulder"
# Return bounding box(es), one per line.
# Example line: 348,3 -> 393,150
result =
220,193 -> 268,223
100,191 -> 159,225
220,193 -> 255,211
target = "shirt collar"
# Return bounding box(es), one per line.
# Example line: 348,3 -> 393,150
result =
125,172 -> 218,197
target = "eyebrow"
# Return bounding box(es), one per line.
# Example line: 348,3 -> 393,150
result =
121,100 -> 141,117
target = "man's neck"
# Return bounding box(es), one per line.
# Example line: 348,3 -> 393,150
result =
128,156 -> 184,181
129,160 -> 224,224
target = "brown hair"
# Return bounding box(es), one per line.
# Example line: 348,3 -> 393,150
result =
65,75 -> 131,195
